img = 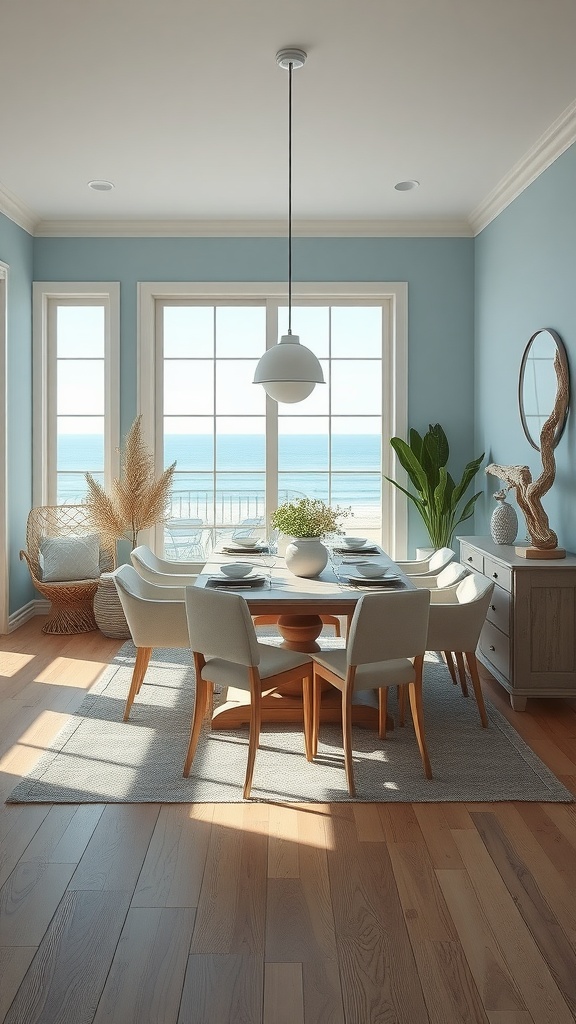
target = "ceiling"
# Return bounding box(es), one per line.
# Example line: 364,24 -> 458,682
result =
2,0 -> 576,234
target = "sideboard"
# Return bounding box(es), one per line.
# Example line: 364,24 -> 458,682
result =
458,536 -> 576,710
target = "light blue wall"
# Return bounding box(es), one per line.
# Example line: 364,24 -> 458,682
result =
0,213 -> 34,614
475,142 -> 576,551
33,235 -> 475,556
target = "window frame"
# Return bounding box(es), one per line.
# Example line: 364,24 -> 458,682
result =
138,281 -> 408,558
32,282 -> 121,506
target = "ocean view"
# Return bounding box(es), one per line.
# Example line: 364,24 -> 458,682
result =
56,434 -> 383,518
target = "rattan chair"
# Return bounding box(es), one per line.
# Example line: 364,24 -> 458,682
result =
19,505 -> 115,634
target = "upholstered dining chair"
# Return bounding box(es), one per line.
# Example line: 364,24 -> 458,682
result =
130,544 -> 203,586
309,588 -> 432,796
394,546 -> 455,576
426,573 -> 494,726
184,586 -> 313,799
112,564 -> 189,721
410,561 -> 469,590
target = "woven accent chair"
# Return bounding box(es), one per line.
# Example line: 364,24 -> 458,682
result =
19,504 -> 114,634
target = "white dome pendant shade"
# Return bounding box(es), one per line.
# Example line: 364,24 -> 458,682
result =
253,333 -> 324,403
253,48 -> 325,404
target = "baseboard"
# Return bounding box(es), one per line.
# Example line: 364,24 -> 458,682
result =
7,599 -> 49,633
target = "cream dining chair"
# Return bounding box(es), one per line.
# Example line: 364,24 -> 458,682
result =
130,544 -> 203,586
309,588 -> 432,796
112,564 -> 189,721
398,573 -> 494,729
184,586 -> 313,799
394,546 -> 455,576
409,561 -> 469,590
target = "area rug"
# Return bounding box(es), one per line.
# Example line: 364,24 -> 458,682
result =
7,638 -> 573,804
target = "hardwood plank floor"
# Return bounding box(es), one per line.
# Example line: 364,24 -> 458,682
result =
1,618 -> 576,1024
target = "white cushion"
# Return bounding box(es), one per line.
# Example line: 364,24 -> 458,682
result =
40,534 -> 101,582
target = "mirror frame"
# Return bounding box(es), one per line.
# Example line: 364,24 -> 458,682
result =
518,327 -> 570,451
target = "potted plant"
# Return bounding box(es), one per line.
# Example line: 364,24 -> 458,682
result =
271,497 -> 351,578
386,424 -> 484,550
83,415 -> 176,636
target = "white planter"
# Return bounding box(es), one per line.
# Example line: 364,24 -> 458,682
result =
285,537 -> 328,578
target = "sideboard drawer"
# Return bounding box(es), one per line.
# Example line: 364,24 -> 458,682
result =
483,556 -> 512,593
460,543 -> 484,572
479,620 -> 510,680
486,584 -> 511,636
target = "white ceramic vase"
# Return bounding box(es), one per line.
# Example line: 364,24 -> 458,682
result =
490,496 -> 518,545
285,536 -> 328,578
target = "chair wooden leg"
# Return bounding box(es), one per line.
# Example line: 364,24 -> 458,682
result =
408,656 -> 432,779
311,669 -> 322,759
454,652 -> 469,696
342,688 -> 356,797
123,646 -> 152,720
244,680 -> 262,800
320,614 -> 341,637
183,676 -> 210,777
378,687 -> 388,739
302,673 -> 313,761
465,651 -> 489,728
397,684 -> 406,726
443,650 -> 458,684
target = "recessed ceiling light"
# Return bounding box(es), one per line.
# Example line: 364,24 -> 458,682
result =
88,180 -> 114,192
394,180 -> 420,191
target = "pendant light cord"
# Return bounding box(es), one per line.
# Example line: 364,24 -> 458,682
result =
287,60 -> 293,335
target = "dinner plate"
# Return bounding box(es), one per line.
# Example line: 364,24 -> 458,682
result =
333,545 -> 380,554
222,544 -> 267,554
207,574 -> 266,588
345,573 -> 402,586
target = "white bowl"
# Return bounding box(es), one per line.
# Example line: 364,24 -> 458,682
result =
232,537 -> 260,548
220,562 -> 253,578
355,561 -> 388,578
343,536 -> 368,549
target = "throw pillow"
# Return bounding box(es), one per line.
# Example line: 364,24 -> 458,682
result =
40,534 -> 101,582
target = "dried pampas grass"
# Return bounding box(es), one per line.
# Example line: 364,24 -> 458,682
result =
85,416 -> 176,552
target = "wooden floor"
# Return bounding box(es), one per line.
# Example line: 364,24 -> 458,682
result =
1,619 -> 576,1024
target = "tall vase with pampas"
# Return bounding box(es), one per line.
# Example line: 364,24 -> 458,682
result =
84,416 -> 176,636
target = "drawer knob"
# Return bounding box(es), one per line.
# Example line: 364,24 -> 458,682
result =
467,556 -> 473,562
489,645 -> 495,651
490,604 -> 496,611
492,572 -> 498,579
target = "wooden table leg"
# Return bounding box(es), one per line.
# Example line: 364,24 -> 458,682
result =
276,614 -> 324,653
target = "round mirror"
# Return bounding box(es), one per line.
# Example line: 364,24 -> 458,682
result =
518,328 -> 569,450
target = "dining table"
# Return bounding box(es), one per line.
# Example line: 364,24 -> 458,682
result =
194,543 -> 415,732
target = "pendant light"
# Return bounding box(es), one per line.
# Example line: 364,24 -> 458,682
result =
253,48 -> 325,404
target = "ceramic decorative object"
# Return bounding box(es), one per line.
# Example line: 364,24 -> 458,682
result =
285,537 -> 328,578
490,490 -> 518,545
94,572 -> 131,639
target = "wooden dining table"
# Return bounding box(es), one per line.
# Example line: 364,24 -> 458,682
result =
194,547 -> 414,731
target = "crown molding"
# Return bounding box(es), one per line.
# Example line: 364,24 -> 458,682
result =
33,217 -> 473,238
0,181 -> 38,235
469,98 -> 576,236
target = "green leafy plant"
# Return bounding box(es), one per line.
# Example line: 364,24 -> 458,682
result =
386,423 -> 484,548
271,497 -> 351,538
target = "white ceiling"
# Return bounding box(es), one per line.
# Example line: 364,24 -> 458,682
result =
2,0 -> 576,233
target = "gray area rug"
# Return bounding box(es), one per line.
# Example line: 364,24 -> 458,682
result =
7,637 -> 573,804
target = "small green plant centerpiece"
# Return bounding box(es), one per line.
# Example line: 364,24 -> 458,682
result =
386,423 -> 484,549
271,497 -> 351,539
271,497 -> 352,578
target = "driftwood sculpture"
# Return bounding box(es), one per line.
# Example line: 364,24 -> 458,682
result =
486,348 -> 568,557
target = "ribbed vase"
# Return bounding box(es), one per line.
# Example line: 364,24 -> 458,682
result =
285,537 -> 328,578
490,497 -> 518,545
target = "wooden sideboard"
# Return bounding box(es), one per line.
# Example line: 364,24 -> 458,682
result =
458,536 -> 576,711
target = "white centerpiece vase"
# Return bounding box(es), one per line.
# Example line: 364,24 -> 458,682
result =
285,537 -> 328,578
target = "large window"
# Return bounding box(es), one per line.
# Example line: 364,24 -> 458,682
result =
139,282 -> 407,558
33,284 -> 120,506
